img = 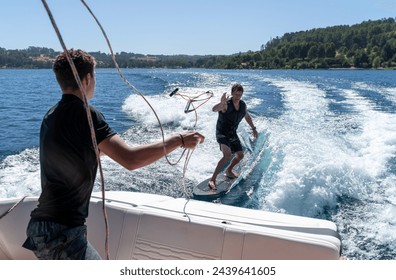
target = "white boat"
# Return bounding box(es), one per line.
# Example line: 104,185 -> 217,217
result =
0,191 -> 341,260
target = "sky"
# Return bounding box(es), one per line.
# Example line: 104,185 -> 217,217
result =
1,0 -> 395,55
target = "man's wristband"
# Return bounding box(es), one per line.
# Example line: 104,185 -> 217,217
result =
179,134 -> 185,148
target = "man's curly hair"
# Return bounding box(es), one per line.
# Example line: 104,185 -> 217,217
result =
53,49 -> 96,90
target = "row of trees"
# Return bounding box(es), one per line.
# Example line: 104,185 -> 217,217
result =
0,46 -> 57,68
1,18 -> 395,69
254,17 -> 396,69
202,17 -> 396,69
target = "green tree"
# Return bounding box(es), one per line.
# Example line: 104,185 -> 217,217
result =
372,56 -> 382,68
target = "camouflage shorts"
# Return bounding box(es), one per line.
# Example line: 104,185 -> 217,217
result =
22,219 -> 101,260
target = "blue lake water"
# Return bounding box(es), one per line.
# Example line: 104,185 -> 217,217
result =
1,68 -> 395,260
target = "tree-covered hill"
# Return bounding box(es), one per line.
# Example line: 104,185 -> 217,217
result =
1,17 -> 395,69
254,17 -> 396,69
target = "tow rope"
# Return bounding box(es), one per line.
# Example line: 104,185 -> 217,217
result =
0,196 -> 27,220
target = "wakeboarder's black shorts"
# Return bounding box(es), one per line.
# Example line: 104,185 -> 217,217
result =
217,136 -> 243,153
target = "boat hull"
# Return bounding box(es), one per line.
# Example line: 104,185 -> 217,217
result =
0,191 -> 341,260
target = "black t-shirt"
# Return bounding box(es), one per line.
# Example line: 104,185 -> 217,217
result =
30,94 -> 116,226
216,99 -> 246,140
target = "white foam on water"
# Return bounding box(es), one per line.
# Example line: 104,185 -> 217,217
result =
258,79 -> 343,216
257,77 -> 396,259
0,148 -> 41,198
340,88 -> 396,259
353,81 -> 396,105
259,78 -> 396,217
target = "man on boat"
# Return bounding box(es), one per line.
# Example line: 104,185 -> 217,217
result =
22,49 -> 205,260
208,83 -> 258,190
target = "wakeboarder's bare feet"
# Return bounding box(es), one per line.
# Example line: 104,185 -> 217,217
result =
225,170 -> 238,179
208,180 -> 217,190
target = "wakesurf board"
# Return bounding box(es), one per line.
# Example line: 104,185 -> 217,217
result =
193,174 -> 237,200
